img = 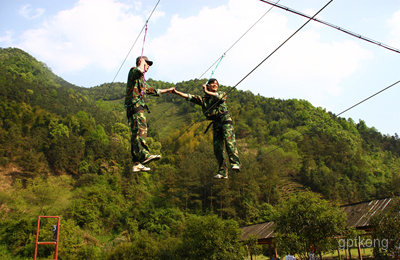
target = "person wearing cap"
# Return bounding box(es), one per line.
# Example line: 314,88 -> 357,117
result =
125,56 -> 174,172
171,78 -> 241,179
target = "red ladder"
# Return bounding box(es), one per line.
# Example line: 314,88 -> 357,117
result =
34,216 -> 60,260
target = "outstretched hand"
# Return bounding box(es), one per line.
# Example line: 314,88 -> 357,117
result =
165,87 -> 176,94
167,87 -> 179,94
160,87 -> 175,94
169,88 -> 188,98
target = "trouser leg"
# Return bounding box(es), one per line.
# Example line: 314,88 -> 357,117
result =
129,112 -> 150,163
213,128 -> 228,176
223,124 -> 240,167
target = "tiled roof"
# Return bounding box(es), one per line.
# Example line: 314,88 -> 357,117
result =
340,197 -> 393,229
240,221 -> 275,241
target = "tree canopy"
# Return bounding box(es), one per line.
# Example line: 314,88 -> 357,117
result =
274,191 -> 347,259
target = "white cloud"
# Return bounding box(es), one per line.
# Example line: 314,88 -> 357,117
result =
260,35 -> 373,99
18,4 -> 45,19
18,0 -> 157,74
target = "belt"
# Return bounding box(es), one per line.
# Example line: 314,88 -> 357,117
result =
127,105 -> 150,118
204,120 -> 233,134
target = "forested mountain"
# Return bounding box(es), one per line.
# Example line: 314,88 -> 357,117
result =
1,47 -> 400,259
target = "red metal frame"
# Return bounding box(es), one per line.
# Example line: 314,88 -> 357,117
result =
34,216 -> 60,260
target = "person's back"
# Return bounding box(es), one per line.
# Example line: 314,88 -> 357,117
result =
286,253 -> 296,260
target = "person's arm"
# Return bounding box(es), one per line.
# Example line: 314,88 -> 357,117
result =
203,84 -> 227,102
203,84 -> 217,97
173,88 -> 205,106
172,88 -> 189,99
159,87 -> 175,94
144,85 -> 173,96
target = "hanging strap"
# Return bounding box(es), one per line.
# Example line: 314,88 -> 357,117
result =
206,53 -> 225,84
140,21 -> 149,98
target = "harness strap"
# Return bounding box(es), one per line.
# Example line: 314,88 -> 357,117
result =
204,111 -> 230,134
204,120 -> 233,134
127,105 -> 150,118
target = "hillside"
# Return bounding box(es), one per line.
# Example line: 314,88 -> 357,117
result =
2,46 -> 400,201
1,47 -> 400,258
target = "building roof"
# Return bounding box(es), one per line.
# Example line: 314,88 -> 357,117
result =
240,221 -> 275,242
340,197 -> 393,229
240,197 -> 395,241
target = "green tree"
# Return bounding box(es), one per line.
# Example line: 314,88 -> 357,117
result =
91,125 -> 109,145
176,214 -> 245,260
105,230 -> 161,260
274,191 -> 346,260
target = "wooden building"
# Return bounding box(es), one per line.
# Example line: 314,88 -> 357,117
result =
240,197 -> 395,259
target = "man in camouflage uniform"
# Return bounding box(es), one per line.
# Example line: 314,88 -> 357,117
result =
172,78 -> 241,179
125,56 -> 174,172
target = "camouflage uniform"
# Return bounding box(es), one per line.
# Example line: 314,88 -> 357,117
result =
187,91 -> 240,176
125,67 -> 161,164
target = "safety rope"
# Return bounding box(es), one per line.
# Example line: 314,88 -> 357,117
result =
140,21 -> 149,98
111,0 -> 161,84
207,54 -> 225,83
259,0 -> 400,54
141,21 -> 148,59
198,0 -> 281,79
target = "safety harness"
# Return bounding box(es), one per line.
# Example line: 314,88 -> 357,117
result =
204,111 -> 232,134
127,104 -> 150,119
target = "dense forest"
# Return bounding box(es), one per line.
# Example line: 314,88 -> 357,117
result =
1,47 -> 400,259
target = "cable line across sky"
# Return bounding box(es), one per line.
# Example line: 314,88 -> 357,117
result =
259,0 -> 400,54
197,0 -> 281,79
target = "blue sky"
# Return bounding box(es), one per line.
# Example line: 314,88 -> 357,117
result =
1,0 -> 400,136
